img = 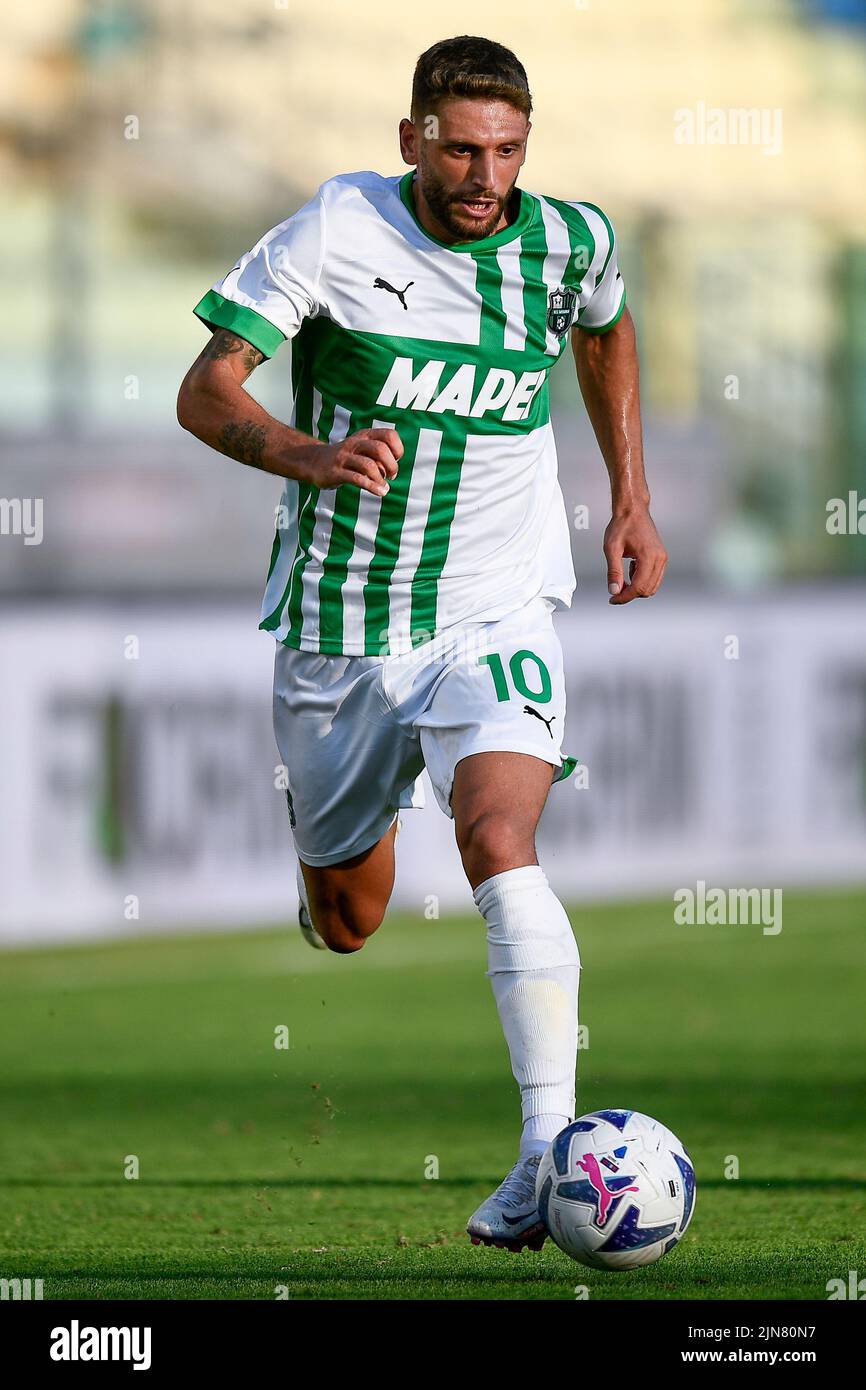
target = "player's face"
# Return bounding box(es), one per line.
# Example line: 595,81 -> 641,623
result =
401,98 -> 530,244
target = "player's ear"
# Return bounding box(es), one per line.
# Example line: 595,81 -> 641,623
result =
398,116 -> 418,167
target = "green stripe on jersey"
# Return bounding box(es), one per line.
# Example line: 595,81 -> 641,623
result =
362,418 -> 421,655
264,529 -> 281,583
295,316 -> 552,437
517,210 -> 551,353
282,484 -> 319,642
409,423 -> 467,647
284,390 -> 341,646
538,195 -> 597,286
317,461 -> 361,649
261,358 -> 319,636
471,249 -> 505,355
193,290 -> 286,359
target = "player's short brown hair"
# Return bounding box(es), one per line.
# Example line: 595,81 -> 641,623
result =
411,36 -> 532,122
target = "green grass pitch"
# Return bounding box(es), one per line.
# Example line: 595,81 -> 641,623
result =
1,888 -> 864,1300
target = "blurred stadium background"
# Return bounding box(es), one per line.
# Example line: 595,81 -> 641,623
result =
2,0 -> 866,943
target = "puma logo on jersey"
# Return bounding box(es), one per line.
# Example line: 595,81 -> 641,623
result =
377,357 -> 547,421
373,277 -> 414,310
523,705 -> 556,738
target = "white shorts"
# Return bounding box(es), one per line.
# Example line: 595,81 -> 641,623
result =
272,594 -> 576,866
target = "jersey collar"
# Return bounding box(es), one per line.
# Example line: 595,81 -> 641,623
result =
398,171 -> 535,253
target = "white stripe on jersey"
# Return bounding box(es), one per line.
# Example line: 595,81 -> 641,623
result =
538,199 -> 574,357
569,202 -> 611,313
260,381 -> 305,627
496,239 -> 527,352
261,480 -> 298,628
381,426 -> 442,652
279,398 -> 349,645
274,485 -> 317,643
436,423 -> 552,598
311,387 -> 325,437
336,416 -> 394,650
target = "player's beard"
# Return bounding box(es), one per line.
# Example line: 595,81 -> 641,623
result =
416,165 -> 516,243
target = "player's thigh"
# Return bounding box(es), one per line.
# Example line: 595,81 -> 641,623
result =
451,749 -> 555,839
417,596 -> 567,830
272,644 -> 424,873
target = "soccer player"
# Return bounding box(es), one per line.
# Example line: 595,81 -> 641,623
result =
177,35 -> 667,1252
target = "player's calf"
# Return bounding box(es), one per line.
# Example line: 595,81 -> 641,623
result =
306,889 -> 383,953
298,818 -> 399,953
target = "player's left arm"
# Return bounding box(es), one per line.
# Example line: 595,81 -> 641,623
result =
571,306 -> 667,605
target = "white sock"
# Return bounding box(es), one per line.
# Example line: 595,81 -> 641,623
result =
520,1112 -> 572,1160
473,865 -> 580,1160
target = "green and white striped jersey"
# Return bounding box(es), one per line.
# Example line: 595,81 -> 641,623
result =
193,170 -> 626,656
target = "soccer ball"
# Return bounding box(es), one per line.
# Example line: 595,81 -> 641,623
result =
535,1109 -> 696,1269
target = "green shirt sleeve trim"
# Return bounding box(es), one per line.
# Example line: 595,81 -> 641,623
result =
576,286 -> 627,335
193,290 -> 287,359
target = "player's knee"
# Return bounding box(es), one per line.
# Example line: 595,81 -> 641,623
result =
456,809 -> 533,878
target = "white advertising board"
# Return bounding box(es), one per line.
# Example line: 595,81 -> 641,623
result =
1,593 -> 864,944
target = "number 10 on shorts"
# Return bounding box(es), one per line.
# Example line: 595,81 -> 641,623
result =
478,649 -> 553,704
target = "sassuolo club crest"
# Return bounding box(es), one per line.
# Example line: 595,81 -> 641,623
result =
547,285 -> 577,335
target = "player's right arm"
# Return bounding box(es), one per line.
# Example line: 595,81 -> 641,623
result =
180,184 -> 399,496
176,330 -> 398,498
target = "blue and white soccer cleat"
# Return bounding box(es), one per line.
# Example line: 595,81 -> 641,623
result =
466,1153 -> 548,1252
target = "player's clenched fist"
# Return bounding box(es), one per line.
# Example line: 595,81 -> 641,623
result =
300,427 -> 402,497
603,507 -> 667,605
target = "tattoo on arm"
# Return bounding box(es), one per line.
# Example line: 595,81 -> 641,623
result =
202,329 -> 264,375
218,420 -> 267,469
